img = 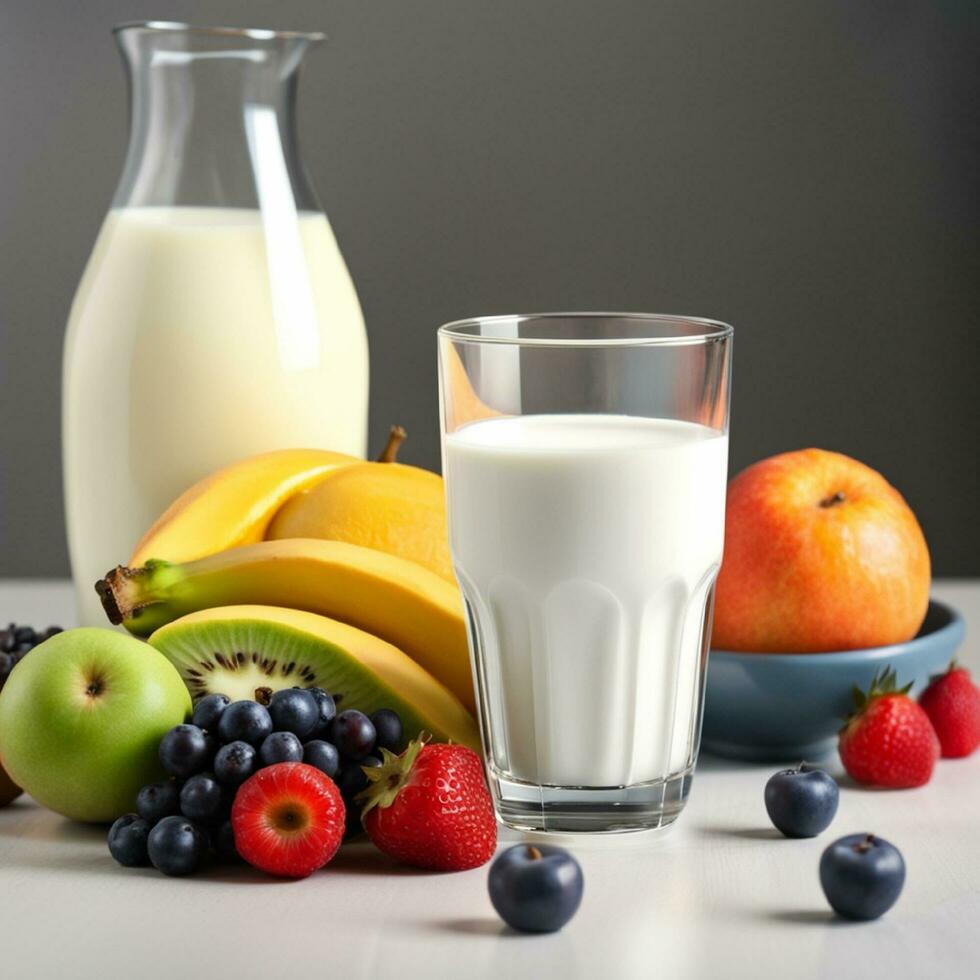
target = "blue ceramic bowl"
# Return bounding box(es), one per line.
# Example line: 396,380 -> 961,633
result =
701,600 -> 966,761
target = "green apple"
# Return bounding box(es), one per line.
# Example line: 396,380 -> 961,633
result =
0,628 -> 191,822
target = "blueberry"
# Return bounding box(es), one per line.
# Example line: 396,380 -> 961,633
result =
180,773 -> 224,822
0,652 -> 14,682
13,626 -> 34,645
369,709 -> 403,753
147,815 -> 208,877
265,688 -> 318,738
820,833 -> 905,920
136,780 -> 182,824
488,844 -> 584,933
107,814 -> 152,867
764,762 -> 839,838
307,687 -> 337,737
339,757 -> 381,839
302,739 -> 340,779
158,724 -> 211,778
212,819 -> 241,862
332,710 -> 376,760
217,700 -> 273,746
258,731 -> 304,766
192,693 -> 230,732
214,740 -> 257,785
336,756 -> 381,801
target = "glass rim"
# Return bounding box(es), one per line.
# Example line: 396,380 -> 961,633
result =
112,21 -> 326,43
438,312 -> 734,348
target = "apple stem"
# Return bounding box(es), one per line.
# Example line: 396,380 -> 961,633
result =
377,425 -> 407,463
819,491 -> 847,508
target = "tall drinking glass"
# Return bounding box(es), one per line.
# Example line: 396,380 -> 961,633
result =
438,314 -> 733,833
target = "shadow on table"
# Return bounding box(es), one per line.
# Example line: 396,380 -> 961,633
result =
765,909 -> 857,927
328,842 -> 433,877
433,918 -> 520,938
693,824 -> 783,841
0,806 -> 109,844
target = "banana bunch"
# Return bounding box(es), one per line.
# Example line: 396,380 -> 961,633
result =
97,431 -> 476,715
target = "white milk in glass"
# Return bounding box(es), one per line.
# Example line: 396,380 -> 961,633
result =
63,207 -> 368,625
445,414 -> 728,788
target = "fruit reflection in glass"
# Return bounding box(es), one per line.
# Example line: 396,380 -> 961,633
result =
439,314 -> 733,833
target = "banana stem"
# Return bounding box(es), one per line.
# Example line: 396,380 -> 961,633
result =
95,560 -> 186,636
377,425 -> 407,463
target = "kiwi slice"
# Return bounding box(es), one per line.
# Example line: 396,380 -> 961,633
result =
147,604 -> 479,751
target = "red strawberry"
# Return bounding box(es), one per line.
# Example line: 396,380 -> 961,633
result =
838,667 -> 939,788
232,762 -> 345,878
919,663 -> 980,758
359,736 -> 496,871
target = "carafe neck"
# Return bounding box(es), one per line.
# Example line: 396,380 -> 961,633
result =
112,21 -> 323,212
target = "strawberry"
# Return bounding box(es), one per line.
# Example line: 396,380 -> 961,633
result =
232,762 -> 345,878
919,663 -> 980,758
358,736 -> 496,871
838,667 -> 939,788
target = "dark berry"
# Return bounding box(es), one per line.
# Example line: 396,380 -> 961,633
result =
303,739 -> 340,779
192,693 -> 230,732
212,819 -> 241,862
370,709 -> 403,752
0,652 -> 14,682
180,773 -> 224,822
218,700 -> 273,746
266,688 -> 318,739
336,756 -> 381,801
764,763 -> 839,838
158,724 -> 211,778
259,731 -> 304,766
41,626 -> 63,640
332,710 -> 376,760
147,815 -> 208,876
488,844 -> 584,933
820,833 -> 905,920
13,626 -> 34,645
107,814 -> 152,867
214,740 -> 257,785
136,780 -> 182,824
307,687 -> 337,736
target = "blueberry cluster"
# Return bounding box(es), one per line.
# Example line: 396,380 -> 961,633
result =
0,624 -> 62,687
107,687 -> 403,876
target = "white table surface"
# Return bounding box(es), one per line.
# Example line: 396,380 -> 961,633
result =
0,579 -> 977,980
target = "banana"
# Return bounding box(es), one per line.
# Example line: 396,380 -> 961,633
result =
130,449 -> 356,566
97,538 -> 476,712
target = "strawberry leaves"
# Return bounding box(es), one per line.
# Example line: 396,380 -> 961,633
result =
848,666 -> 912,721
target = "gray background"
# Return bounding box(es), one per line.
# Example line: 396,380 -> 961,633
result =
0,1 -> 977,577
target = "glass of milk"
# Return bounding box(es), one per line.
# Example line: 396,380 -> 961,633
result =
439,314 -> 733,833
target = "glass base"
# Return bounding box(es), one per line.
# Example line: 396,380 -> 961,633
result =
488,763 -> 695,834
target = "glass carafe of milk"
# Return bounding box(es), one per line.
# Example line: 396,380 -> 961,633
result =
63,22 -> 369,624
